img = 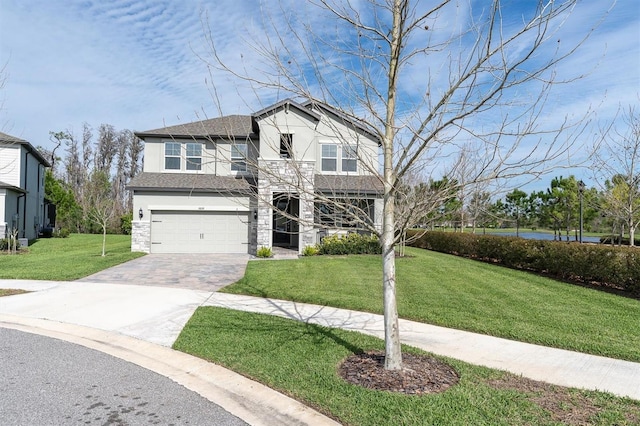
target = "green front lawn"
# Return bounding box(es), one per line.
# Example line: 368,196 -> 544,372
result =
222,247 -> 640,362
175,307 -> 640,426
0,234 -> 144,280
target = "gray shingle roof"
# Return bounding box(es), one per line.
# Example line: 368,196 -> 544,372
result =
314,174 -> 384,195
0,131 -> 27,143
127,173 -> 253,192
0,131 -> 51,167
253,98 -> 321,122
135,115 -> 256,139
0,180 -> 26,193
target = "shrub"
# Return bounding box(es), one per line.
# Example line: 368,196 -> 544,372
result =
317,233 -> 381,255
53,228 -> 71,238
256,246 -> 274,258
0,238 -> 20,251
407,230 -> 640,295
120,213 -> 133,235
302,245 -> 319,256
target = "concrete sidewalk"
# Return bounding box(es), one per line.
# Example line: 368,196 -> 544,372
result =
1,279 -> 639,404
205,293 -> 640,401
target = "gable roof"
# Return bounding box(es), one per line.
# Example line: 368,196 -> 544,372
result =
127,172 -> 253,193
135,115 -> 256,139
302,100 -> 381,145
0,131 -> 51,167
134,99 -> 380,146
253,98 -> 321,123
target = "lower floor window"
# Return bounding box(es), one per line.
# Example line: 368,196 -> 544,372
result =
315,198 -> 375,229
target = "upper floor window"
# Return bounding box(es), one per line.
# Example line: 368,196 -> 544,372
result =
186,143 -> 202,171
320,143 -> 357,173
321,144 -> 337,171
165,142 -> 181,170
342,145 -> 357,172
231,143 -> 247,172
280,133 -> 293,158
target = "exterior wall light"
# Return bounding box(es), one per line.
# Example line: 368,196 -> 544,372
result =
138,208 -> 144,220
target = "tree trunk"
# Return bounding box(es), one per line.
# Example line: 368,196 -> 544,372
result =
102,225 -> 107,257
381,194 -> 402,370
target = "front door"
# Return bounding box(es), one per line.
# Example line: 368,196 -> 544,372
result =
272,194 -> 299,248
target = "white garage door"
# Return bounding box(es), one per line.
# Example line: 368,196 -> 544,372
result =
150,211 -> 249,254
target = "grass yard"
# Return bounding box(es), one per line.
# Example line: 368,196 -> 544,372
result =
0,234 -> 144,280
175,307 -> 640,426
222,247 -> 640,362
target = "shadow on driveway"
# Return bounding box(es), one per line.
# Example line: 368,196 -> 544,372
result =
77,254 -> 251,291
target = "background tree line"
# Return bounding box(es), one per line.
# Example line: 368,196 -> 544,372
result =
42,123 -> 143,236
410,106 -> 640,247
419,173 -> 638,246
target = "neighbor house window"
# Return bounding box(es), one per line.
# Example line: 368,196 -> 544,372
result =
321,144 -> 337,171
280,133 -> 293,158
342,145 -> 357,172
231,143 -> 247,172
164,142 -> 181,170
186,143 -> 202,171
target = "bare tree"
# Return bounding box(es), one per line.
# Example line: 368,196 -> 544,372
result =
201,0 -> 599,369
95,124 -> 118,173
593,105 -> 640,246
84,170 -> 116,256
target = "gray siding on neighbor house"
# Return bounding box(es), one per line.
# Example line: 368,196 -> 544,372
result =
0,133 -> 50,240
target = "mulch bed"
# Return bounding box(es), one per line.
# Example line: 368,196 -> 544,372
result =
338,350 -> 459,395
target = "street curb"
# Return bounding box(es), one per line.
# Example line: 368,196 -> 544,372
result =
0,314 -> 341,426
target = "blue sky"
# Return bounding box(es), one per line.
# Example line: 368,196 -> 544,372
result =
0,0 -> 638,188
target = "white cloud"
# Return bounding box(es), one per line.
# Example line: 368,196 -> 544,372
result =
0,0 -> 637,183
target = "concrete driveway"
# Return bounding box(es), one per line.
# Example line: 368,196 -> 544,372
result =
77,253 -> 251,291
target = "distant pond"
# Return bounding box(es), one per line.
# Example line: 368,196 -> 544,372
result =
484,231 -> 602,244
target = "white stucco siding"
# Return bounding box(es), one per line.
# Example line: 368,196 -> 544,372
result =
134,192 -> 251,221
0,145 -> 21,186
314,114 -> 380,175
142,137 -> 216,174
214,138 -> 259,176
257,107 -> 380,175
257,108 -> 319,161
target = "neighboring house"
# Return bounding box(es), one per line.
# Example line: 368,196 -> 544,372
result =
129,99 -> 383,254
0,131 -> 51,242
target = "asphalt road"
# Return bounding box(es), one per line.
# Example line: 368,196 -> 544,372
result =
0,328 -> 248,426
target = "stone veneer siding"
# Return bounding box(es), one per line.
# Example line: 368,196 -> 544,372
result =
257,159 -> 316,254
131,220 -> 150,253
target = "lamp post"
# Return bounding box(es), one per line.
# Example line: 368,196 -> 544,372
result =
578,180 -> 585,243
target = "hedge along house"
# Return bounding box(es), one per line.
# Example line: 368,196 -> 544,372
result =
0,131 -> 51,242
128,99 -> 383,255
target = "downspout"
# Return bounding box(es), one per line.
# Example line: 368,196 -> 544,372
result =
23,151 -> 30,238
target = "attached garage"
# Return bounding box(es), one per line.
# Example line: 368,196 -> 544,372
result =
150,210 -> 249,254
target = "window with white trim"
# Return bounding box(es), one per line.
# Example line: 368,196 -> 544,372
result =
186,143 -> 202,171
164,142 -> 181,170
321,144 -> 337,171
231,143 -> 247,172
320,143 -> 357,173
342,145 -> 357,172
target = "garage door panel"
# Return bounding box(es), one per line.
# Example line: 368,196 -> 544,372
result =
151,211 -> 248,254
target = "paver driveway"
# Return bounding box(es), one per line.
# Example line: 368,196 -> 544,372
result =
77,253 -> 251,291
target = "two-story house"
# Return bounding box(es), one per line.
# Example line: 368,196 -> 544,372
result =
128,99 -> 383,255
0,131 -> 51,242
